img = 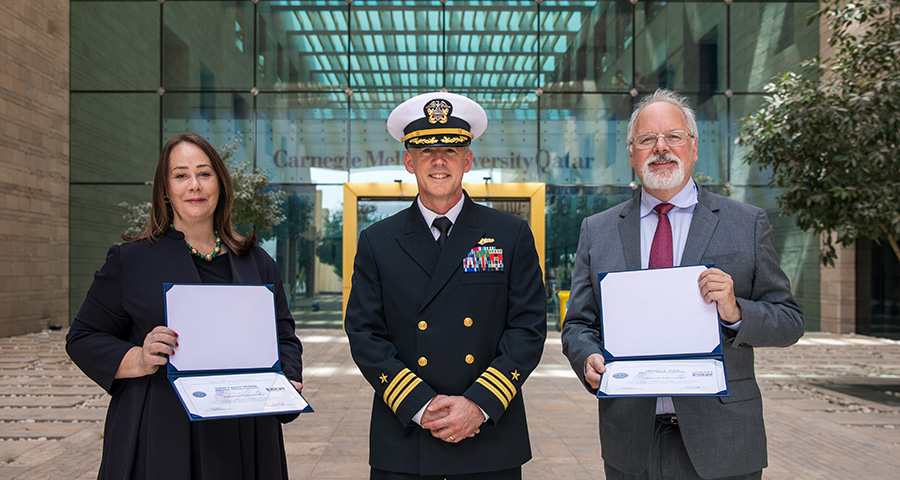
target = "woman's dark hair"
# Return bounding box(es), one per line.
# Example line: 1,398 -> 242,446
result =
123,133 -> 256,255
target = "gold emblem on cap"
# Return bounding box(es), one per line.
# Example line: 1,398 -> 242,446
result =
425,99 -> 451,124
477,237 -> 495,245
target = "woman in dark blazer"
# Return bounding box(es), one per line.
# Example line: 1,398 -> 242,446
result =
66,133 -> 304,479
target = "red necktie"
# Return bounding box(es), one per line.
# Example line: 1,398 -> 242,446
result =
649,203 -> 674,268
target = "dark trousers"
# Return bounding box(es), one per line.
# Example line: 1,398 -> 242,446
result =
371,466 -> 522,480
603,417 -> 762,480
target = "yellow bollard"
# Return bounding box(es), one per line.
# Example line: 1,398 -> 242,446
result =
557,290 -> 570,331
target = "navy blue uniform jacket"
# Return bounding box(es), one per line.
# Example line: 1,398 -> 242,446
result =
345,192 -> 547,475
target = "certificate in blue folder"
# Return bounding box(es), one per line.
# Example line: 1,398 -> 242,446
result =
596,265 -> 729,398
164,283 -> 313,421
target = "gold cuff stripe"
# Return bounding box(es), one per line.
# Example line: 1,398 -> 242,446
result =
384,369 -> 414,406
481,371 -> 516,402
390,377 -> 422,413
486,367 -> 517,398
401,128 -> 473,143
476,378 -> 510,409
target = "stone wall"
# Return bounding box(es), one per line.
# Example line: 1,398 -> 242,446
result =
0,1 -> 69,336
817,2 -> 868,335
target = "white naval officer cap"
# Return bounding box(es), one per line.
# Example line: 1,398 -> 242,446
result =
387,92 -> 488,149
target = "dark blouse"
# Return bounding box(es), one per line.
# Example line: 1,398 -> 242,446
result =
192,250 -> 233,283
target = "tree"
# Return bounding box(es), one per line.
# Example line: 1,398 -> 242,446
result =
316,209 -> 344,278
272,193 -> 315,300
120,134 -> 286,238
737,0 -> 900,266
316,204 -> 377,278
228,159 -> 285,238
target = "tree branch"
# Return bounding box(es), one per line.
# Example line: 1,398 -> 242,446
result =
879,223 -> 900,265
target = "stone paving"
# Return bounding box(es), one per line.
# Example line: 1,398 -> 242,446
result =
1,329 -> 900,479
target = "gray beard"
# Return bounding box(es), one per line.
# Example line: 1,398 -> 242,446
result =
641,153 -> 685,191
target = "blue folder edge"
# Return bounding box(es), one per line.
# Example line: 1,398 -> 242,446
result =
595,265 -> 729,398
163,283 -> 314,421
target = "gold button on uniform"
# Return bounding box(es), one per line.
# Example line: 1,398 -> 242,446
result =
465,354 -> 475,364
418,357 -> 428,367
418,321 -> 428,330
463,317 -> 473,327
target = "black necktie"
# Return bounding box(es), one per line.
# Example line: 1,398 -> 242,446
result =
433,217 -> 452,249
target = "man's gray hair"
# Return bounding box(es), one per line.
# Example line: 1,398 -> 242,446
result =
626,89 -> 698,144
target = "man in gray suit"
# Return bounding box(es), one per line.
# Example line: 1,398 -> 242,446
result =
561,89 -> 804,479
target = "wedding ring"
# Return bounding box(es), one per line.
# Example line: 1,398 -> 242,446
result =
448,435 -> 454,441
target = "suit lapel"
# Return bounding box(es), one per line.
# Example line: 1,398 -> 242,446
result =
396,200 -> 441,278
419,194 -> 485,312
162,230 -> 204,283
681,187 -> 719,266
618,195 -> 642,270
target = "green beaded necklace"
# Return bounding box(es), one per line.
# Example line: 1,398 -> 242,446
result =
187,232 -> 222,262
172,225 -> 222,262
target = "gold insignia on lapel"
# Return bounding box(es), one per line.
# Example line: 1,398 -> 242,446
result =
379,373 -> 388,384
511,370 -> 521,381
477,237 -> 495,245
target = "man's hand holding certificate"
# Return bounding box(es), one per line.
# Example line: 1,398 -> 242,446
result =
596,265 -> 728,397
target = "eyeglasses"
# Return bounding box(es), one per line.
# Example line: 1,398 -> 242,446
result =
630,130 -> 694,149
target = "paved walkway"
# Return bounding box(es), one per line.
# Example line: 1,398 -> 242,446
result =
1,329 -> 900,479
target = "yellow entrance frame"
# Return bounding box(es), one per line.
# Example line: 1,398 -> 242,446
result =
342,182 -> 546,320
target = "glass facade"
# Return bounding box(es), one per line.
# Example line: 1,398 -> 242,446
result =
70,0 -> 822,329
856,239 -> 900,339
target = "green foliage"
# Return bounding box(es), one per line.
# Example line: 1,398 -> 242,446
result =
272,193 -> 314,240
228,158 -> 285,238
316,204 -> 378,278
316,209 -> 344,278
737,0 -> 900,266
272,193 -> 315,300
693,171 -> 733,197
120,134 -> 286,238
118,200 -> 152,238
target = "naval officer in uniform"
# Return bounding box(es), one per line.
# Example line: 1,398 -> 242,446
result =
345,92 -> 547,479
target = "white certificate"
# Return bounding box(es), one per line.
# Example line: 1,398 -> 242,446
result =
599,265 -> 721,359
599,358 -> 727,396
166,284 -> 279,372
164,284 -> 312,420
172,372 -> 310,419
597,266 -> 729,397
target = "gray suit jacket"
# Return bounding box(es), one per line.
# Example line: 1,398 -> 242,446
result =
561,186 -> 803,478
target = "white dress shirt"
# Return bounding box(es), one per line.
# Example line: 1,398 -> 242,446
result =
417,195 -> 464,241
